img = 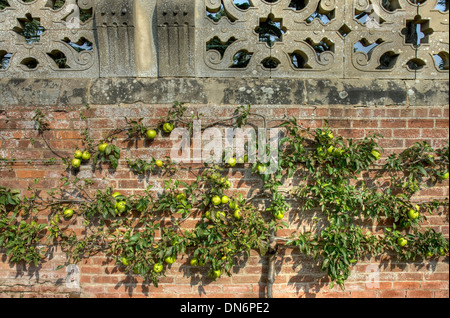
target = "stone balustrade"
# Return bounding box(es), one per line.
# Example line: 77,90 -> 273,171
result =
0,0 -> 448,79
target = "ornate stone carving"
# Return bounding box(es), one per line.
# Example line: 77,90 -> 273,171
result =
156,0 -> 196,77
95,0 -> 136,77
0,0 -> 97,78
0,0 -> 448,79
195,0 -> 449,79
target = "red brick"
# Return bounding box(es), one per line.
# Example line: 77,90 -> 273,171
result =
393,282 -> 421,290
379,290 -> 406,298
379,119 -> 407,128
408,119 -> 434,128
406,290 -> 433,298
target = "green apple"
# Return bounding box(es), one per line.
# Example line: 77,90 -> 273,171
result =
81,151 -> 91,161
162,122 -> 174,133
216,211 -> 226,220
273,210 -> 284,220
98,143 -> 108,153
227,157 -> 237,167
115,201 -> 127,214
190,258 -> 199,266
221,196 -> 229,204
212,196 -> 222,206
72,158 -> 81,169
408,209 -> 419,220
121,257 -> 130,266
153,263 -> 163,273
74,150 -> 83,159
112,191 -> 122,198
63,208 -> 74,218
146,129 -> 157,139
155,160 -> 163,167
212,269 -> 221,279
371,150 -> 381,160
176,193 -> 186,202
234,209 -> 242,220
164,256 -> 176,265
327,146 -> 334,154
257,164 -> 266,174
397,237 -> 408,247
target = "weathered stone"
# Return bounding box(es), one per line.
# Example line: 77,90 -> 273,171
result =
95,0 -> 136,78
405,79 -> 450,106
2,78 -> 448,107
0,0 -> 98,79
304,79 -> 408,106
156,0 -> 196,77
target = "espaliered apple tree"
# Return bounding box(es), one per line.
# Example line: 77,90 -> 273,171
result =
0,102 -> 448,297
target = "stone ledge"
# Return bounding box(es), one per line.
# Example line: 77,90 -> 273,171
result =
0,78 -> 448,107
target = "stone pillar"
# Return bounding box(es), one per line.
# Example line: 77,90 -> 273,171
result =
95,0 -> 136,77
156,0 -> 196,77
134,0 -> 158,77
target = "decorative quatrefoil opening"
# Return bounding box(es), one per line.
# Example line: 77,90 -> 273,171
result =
207,0 -> 252,22
21,57 -> 39,69
45,0 -> 65,10
376,51 -> 400,69
354,38 -> 384,57
434,0 -> 449,12
338,24 -> 352,38
402,16 -> 433,48
62,37 -> 94,52
306,3 -> 335,24
255,14 -> 286,47
305,38 -> 334,56
206,37 -> 237,59
381,0 -> 402,12
47,50 -> 70,69
406,58 -> 426,70
434,52 -> 449,70
0,0 -> 10,10
231,50 -> 253,68
234,0 -> 253,10
354,7 -> 385,28
261,57 -> 280,69
288,0 -> 308,11
13,14 -> 46,45
0,50 -> 12,70
290,51 -> 311,69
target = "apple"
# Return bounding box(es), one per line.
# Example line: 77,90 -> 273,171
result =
115,201 -> 127,214
98,143 -> 108,153
63,208 -> 74,218
72,158 -> 81,169
155,160 -> 163,167
81,151 -> 91,161
257,164 -> 266,174
212,196 -> 222,206
227,157 -> 237,167
397,237 -> 408,247
221,196 -> 229,204
162,122 -> 174,133
408,209 -> 419,220
146,129 -> 157,139
371,150 -> 381,160
74,150 -> 83,159
234,209 -> 242,220
176,193 -> 186,202
164,256 -> 176,265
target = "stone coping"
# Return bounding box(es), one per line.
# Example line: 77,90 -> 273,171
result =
0,78 -> 448,107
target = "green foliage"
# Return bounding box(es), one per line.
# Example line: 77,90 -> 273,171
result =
0,105 -> 448,294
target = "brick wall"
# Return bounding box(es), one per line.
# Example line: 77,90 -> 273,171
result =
0,100 -> 448,298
